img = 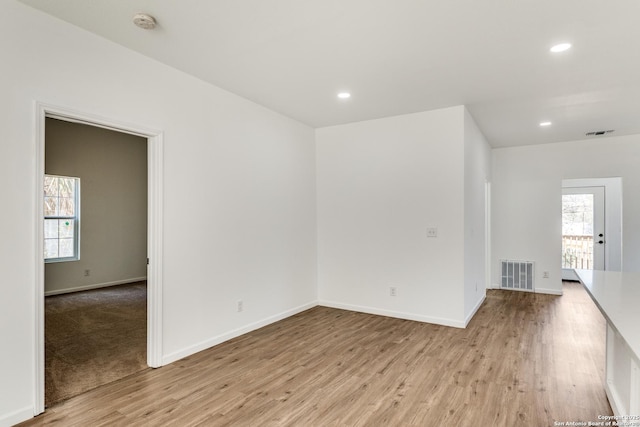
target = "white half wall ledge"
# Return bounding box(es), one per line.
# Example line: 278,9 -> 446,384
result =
161,301 -> 318,366
319,300 -> 466,329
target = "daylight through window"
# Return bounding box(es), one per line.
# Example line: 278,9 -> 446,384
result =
44,175 -> 80,262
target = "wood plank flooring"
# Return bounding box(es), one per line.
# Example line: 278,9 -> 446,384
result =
19,282 -> 612,426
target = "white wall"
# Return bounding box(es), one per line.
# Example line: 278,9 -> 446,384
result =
316,107 -> 467,327
492,134 -> 640,295
463,110 -> 491,322
45,119 -> 148,295
0,2 -> 317,425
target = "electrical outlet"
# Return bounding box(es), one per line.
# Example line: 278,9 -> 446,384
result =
543,271 -> 549,279
427,227 -> 438,238
390,287 -> 397,297
237,300 -> 243,312
84,269 -> 90,277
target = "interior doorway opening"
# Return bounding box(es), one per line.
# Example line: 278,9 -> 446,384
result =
34,103 -> 164,415
43,118 -> 148,406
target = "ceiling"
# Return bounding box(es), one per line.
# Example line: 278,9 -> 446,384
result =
18,0 -> 640,147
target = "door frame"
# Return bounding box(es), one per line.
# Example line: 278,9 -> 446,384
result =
485,180 -> 492,289
33,102 -> 164,414
562,177 -> 623,279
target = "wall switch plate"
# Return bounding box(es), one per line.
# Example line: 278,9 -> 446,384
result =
427,227 -> 438,238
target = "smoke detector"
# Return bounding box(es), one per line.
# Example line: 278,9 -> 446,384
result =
133,13 -> 157,30
585,130 -> 615,136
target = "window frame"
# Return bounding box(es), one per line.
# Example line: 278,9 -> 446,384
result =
44,174 -> 81,263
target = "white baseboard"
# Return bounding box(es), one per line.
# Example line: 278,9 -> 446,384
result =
490,284 -> 562,296
534,287 -> 563,296
162,301 -> 318,366
44,277 -> 147,296
0,406 -> 34,427
318,300 -> 465,329
464,294 -> 486,327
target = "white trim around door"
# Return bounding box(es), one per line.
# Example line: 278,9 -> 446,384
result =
561,177 -> 623,282
33,102 -> 164,415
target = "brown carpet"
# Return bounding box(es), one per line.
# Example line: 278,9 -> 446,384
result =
45,281 -> 148,407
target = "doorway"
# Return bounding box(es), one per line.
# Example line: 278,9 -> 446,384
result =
44,118 -> 148,406
561,178 -> 622,281
34,103 -> 164,414
562,186 -> 605,280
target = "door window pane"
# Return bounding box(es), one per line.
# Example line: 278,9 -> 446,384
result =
562,194 -> 594,269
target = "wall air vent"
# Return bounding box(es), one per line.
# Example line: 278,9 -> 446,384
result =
500,260 -> 534,292
585,130 -> 614,136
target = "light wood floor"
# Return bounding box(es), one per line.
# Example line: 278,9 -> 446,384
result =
19,282 -> 611,426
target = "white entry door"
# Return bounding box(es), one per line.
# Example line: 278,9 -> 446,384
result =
562,186 -> 605,280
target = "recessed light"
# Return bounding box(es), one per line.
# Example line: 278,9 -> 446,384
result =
337,92 -> 351,99
539,121 -> 552,127
550,43 -> 571,53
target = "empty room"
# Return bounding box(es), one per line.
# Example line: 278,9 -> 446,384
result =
2,1 -> 640,426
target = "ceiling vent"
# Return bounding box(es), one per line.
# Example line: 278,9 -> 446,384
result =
585,130 -> 614,136
133,13 -> 157,30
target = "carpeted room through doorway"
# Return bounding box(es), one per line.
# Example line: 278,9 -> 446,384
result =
45,281 -> 149,406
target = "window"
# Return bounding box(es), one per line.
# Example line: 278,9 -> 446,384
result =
44,175 -> 80,262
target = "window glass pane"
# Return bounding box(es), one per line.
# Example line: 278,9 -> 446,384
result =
59,238 -> 74,258
59,220 -> 74,238
44,197 -> 58,216
44,219 -> 59,239
59,178 -> 75,198
44,175 -> 79,262
44,239 -> 59,259
562,194 -> 594,235
59,197 -> 75,216
44,176 -> 58,197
